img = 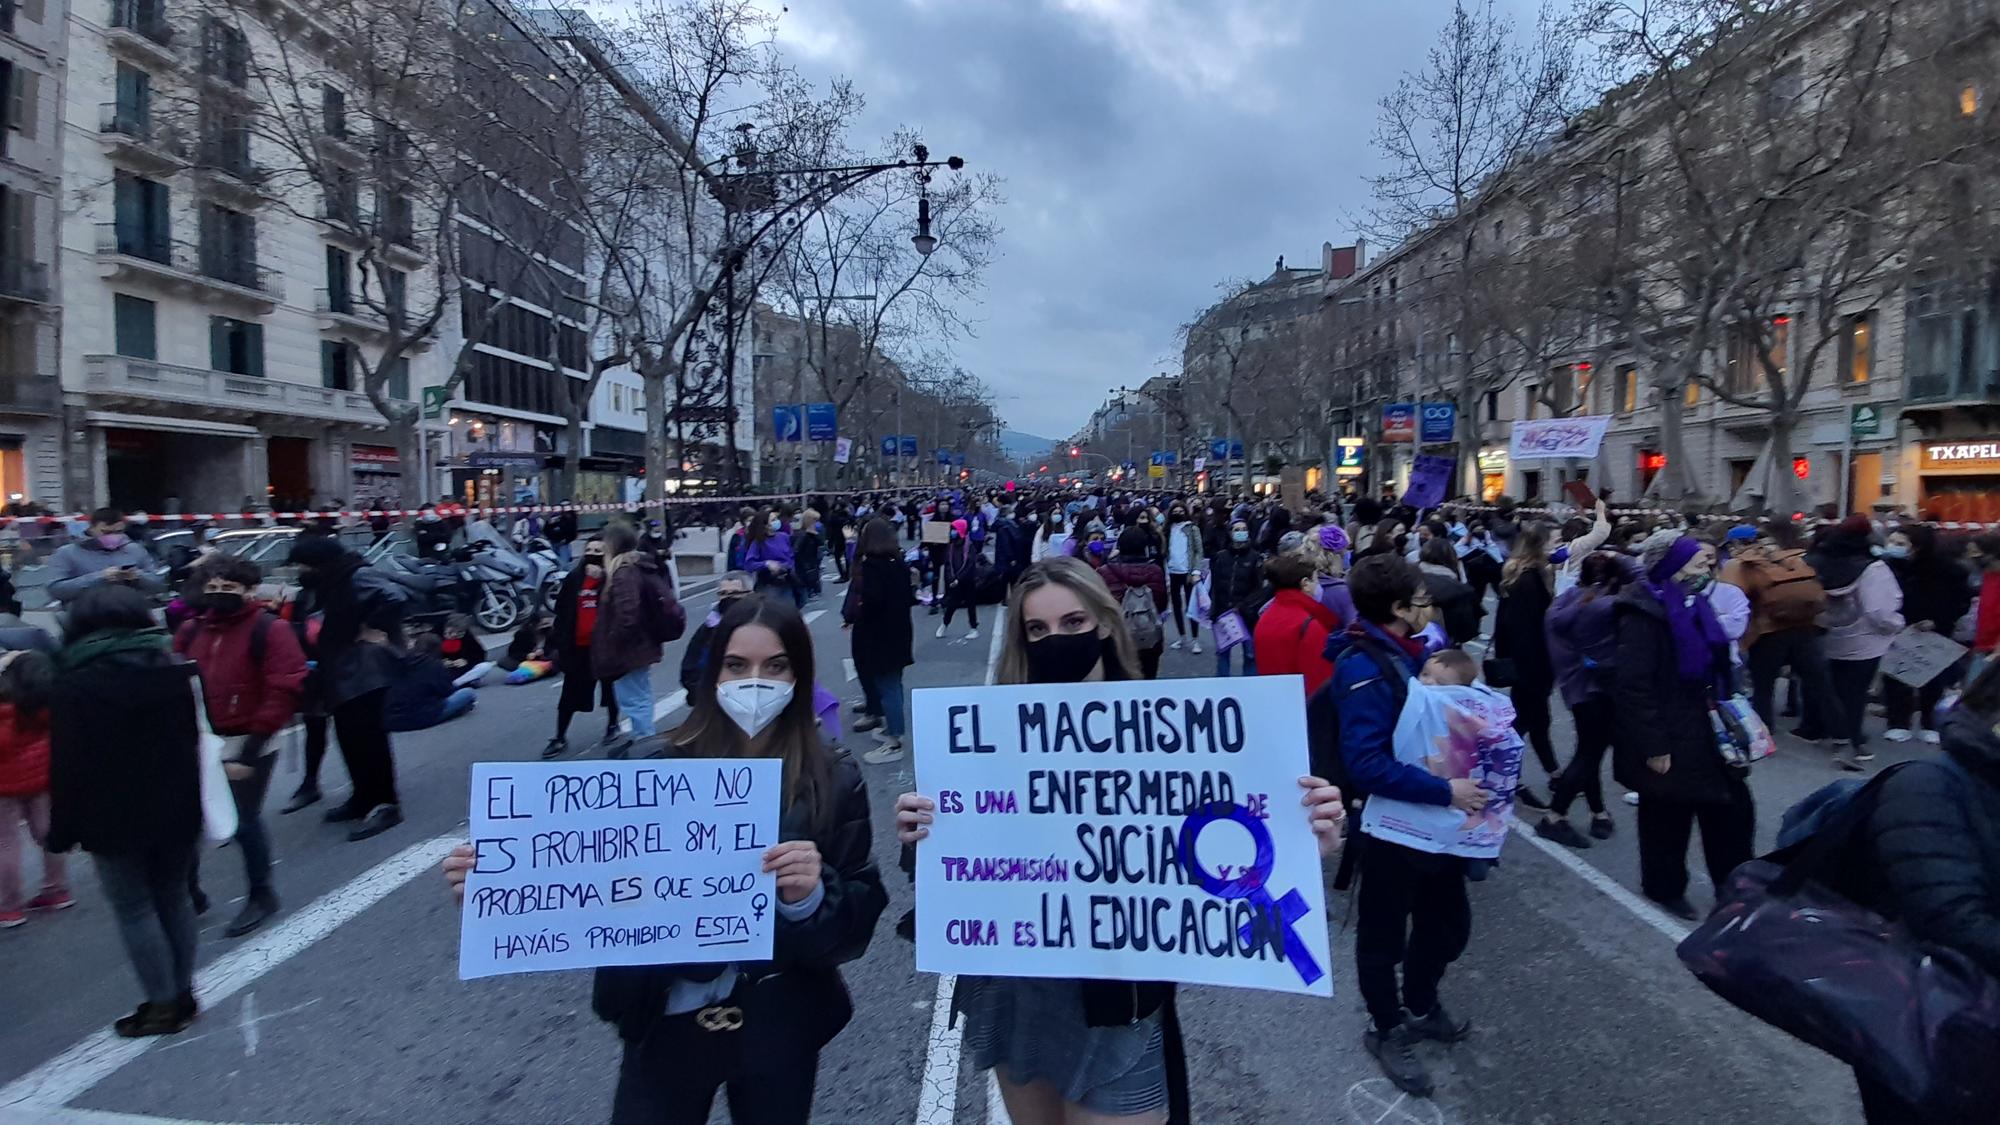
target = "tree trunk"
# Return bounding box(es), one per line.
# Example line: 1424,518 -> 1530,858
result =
642,357 -> 669,511
562,407 -> 587,507
1651,373 -> 1702,504
1764,413 -> 1804,518
393,415 -> 424,507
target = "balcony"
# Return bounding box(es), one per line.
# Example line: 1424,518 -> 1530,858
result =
0,373 -> 62,416
1908,368 -> 2000,406
83,354 -> 386,428
105,0 -> 176,67
94,222 -> 284,312
192,151 -> 272,206
97,102 -> 188,174
0,255 -> 48,305
315,287 -> 389,337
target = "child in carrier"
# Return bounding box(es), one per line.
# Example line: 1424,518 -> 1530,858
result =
1359,648 -> 1525,861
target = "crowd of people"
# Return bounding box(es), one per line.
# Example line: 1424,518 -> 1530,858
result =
3,482 -> 1995,1124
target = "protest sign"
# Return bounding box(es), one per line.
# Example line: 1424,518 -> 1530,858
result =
1359,680 -> 1524,859
1881,628 -> 1967,688
1402,453 -> 1455,510
458,759 -> 781,980
911,675 -> 1334,997
1509,416 -> 1612,460
922,521 -> 951,546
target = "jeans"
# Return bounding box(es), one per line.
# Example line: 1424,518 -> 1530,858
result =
1635,778 -> 1755,904
300,711 -> 329,791
1354,836 -> 1471,1033
1747,629 -> 1838,736
614,668 -> 657,739
1216,638 -> 1256,676
95,842 -> 200,1006
0,791 -> 65,909
230,749 -> 278,900
1168,572 -> 1200,638
868,669 -> 907,738
1826,657 -> 1882,747
333,689 -> 397,810
1883,664 -> 1957,732
1549,696 -> 1613,817
438,687 -> 477,725
611,1006 -> 818,1125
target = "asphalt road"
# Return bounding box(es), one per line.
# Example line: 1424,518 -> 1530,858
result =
0,573 -> 1895,1125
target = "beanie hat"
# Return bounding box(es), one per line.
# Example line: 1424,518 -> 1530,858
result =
1278,530 -> 1306,554
1638,529 -> 1689,578
1318,525 -> 1349,553
1724,525 -> 1759,542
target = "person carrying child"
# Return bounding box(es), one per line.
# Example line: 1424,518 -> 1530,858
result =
0,648 -> 62,929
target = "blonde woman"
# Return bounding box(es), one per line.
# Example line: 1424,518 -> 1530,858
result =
894,557 -> 1348,1124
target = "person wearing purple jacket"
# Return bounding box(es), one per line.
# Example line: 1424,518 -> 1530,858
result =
1534,552 -> 1629,849
741,507 -> 803,608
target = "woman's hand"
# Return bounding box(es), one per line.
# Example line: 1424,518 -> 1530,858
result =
762,840 -> 822,905
222,761 -> 255,782
895,793 -> 935,846
765,560 -> 783,574
1647,754 -> 1673,775
1299,776 -> 1345,857
441,843 -> 474,905
1448,778 -> 1490,813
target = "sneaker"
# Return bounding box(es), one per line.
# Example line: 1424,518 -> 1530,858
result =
114,1001 -> 193,1038
1852,744 -> 1877,763
1921,729 -> 1942,745
223,895 -> 278,939
1834,750 -> 1867,773
540,737 -> 568,761
1190,639 -> 1202,655
1651,896 -> 1701,922
871,729 -> 900,744
1362,1022 -> 1434,1097
0,910 -> 23,930
861,739 -> 906,765
1534,817 -> 1591,850
1588,814 -> 1616,840
323,799 -> 367,824
280,785 -> 322,815
1623,791 -> 1640,807
935,624 -> 947,639
1170,639 -> 1183,651
1884,728 -> 1913,744
963,630 -> 979,641
26,888 -> 73,912
1404,1004 -> 1472,1043
852,714 -> 883,733
347,803 -> 403,843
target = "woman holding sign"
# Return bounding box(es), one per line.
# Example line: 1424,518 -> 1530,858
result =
443,594 -> 887,1124
894,557 -> 1349,1125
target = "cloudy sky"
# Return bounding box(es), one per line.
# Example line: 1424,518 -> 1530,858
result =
747,0 -> 1510,440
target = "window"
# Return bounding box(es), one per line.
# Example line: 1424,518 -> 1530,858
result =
383,268 -> 406,322
1483,389 -> 1499,422
1615,364 -> 1639,414
1525,384 -> 1541,420
1492,219 -> 1504,245
209,316 -> 263,376
198,203 -> 257,287
1574,363 -> 1595,409
379,190 -> 413,246
320,340 -> 354,390
200,101 -> 252,178
1727,320 -> 1787,394
112,0 -> 168,41
113,294 -> 156,359
321,85 -> 346,137
1763,59 -> 1803,119
1839,311 -> 1873,384
113,64 -> 151,135
325,246 -> 351,312
200,19 -> 249,87
1962,84 -> 1981,118
611,384 -> 624,413
1528,204 -> 1545,237
383,355 -> 409,400
1685,379 -> 1700,407
111,173 -> 169,261
325,167 -> 358,224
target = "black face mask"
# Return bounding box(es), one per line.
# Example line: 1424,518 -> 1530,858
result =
1025,630 -> 1104,684
205,592 -> 246,616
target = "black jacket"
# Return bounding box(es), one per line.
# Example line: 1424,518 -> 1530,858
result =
992,517 -> 1028,580
591,750 -> 887,1054
1610,583 -> 1744,805
1854,707 -> 2000,978
794,529 -> 822,580
305,557 -> 409,708
1418,565 -> 1483,647
1492,567 -> 1555,690
1208,545 -> 1266,623
1889,553 -> 1974,636
47,650 -> 200,856
851,555 -> 916,676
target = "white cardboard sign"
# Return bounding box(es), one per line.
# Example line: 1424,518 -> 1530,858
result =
912,675 -> 1334,997
458,759 -> 782,980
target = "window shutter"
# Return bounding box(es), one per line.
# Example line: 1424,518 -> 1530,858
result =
22,0 -> 44,24
245,323 -> 264,377
209,318 -> 229,372
14,67 -> 33,139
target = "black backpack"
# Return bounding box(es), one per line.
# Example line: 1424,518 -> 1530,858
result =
1306,634 -> 1412,890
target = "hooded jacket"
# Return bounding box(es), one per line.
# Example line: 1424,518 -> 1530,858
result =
45,536 -> 165,603
1817,557 -> 1904,662
46,641 -> 200,855
1546,583 -> 1620,709
592,552 -> 682,681
1326,621 -> 1450,807
174,604 -> 309,737
1254,588 -> 1340,696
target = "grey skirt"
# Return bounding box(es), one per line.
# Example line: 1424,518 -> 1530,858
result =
960,976 -> 1168,1117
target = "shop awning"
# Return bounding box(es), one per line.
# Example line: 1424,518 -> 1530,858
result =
86,411 -> 259,438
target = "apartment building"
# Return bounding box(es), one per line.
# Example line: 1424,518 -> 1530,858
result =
0,0 -> 65,504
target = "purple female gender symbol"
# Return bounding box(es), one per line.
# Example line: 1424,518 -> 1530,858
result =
1178,801 -> 1324,987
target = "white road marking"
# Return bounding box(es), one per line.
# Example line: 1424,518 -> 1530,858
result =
238,993 -> 258,1058
804,609 -> 826,625
154,999 -> 319,1058
1505,814 -> 1695,942
914,609 -> 1008,1125
9,1109 -> 304,1125
0,831 -> 464,1114
652,689 -> 688,720
843,657 -> 858,683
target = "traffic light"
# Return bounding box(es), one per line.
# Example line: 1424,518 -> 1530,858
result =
1070,447 -> 1080,458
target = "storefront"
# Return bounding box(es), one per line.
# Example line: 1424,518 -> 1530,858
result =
1477,448 -> 1508,502
447,413 -> 558,508
349,445 -> 403,508
1917,438 -> 2000,523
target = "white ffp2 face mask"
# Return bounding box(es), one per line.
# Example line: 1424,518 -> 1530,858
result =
716,678 -> 794,738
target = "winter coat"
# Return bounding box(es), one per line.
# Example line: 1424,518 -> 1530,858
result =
745,531 -> 797,584
45,536 -> 165,603
1417,562 -> 1482,646
1207,545 -> 1266,624
308,559 -> 409,709
0,700 -> 50,797
1099,561 -> 1169,652
384,649 -> 455,733
1327,621 -> 1448,806
1166,520 -> 1204,576
1726,548 -> 1819,649
548,565 -> 600,674
173,605 -> 308,737
1492,567 -> 1556,691
1818,557 -> 1904,662
1546,584 -> 1621,709
591,749 -> 887,1055
793,529 -> 822,582
1610,584 -> 1741,806
592,553 -> 682,681
851,555 -> 916,677
1254,589 -> 1340,697
1851,705 -> 2000,979
942,541 -> 983,605
46,643 -> 200,856
991,517 -> 1028,581
1888,553 -> 1973,637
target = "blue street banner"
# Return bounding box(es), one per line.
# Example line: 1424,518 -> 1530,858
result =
1122,460 -> 1138,471
936,449 -> 953,465
953,452 -> 966,467
806,402 -> 837,442
1208,440 -> 1245,460
1151,451 -> 1179,466
1382,403 -> 1416,444
881,436 -> 899,458
772,404 -> 804,443
1419,402 -> 1457,445
900,435 -> 920,458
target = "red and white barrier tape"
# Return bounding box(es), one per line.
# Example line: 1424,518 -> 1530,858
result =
0,492 -> 844,528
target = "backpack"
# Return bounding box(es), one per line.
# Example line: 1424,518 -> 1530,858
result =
1749,553 -> 1827,630
1120,582 -> 1163,650
1306,636 -> 1413,890
176,611 -> 277,668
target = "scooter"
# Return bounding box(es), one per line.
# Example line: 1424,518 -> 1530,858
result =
375,533 -> 530,634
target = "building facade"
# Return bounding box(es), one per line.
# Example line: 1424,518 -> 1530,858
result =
0,0 -> 66,505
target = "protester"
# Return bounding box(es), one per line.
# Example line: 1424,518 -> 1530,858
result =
1164,502 -> 1205,653
45,508 -> 166,606
592,521 -> 685,756
1536,552 -> 1627,848
795,509 -> 825,602
286,535 -> 409,842
743,507 -> 801,608
992,502 -> 1029,585
46,585 -> 202,1036
937,519 -> 983,641
1492,524 -> 1560,808
847,518 -> 918,764
1808,515 -> 1904,768
383,634 -> 477,732
1099,527 -> 1170,680
1614,531 -> 1753,921
1032,508 -> 1072,563
1883,524 -> 1971,743
1416,539 -> 1481,647
1728,520 -> 1840,743
1253,552 -> 1341,697
1330,555 -> 1488,1097
679,570 -> 752,697
0,590 -> 55,655
1208,517 -> 1266,677
0,648 -> 62,928
444,593 -> 886,1122
894,556 -> 1348,1123
436,614 -> 494,689
172,556 -> 307,937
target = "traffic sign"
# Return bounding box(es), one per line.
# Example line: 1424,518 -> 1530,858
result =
772,404 -> 804,442
806,402 -> 837,442
422,386 -> 450,420
1851,403 -> 1882,440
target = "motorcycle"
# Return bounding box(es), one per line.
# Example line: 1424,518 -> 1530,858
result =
374,521 -> 533,634
519,535 -> 567,612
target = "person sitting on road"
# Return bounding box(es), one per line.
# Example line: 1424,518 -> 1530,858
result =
383,633 -> 476,733
437,614 -> 493,689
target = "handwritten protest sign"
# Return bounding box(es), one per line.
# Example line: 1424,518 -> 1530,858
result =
1359,680 -> 1524,859
1509,415 -> 1612,460
1881,628 -> 1967,688
1402,453 -> 1455,510
912,675 -> 1333,997
458,759 -> 781,980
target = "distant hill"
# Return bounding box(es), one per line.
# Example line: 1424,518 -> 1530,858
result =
999,429 -> 1057,462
